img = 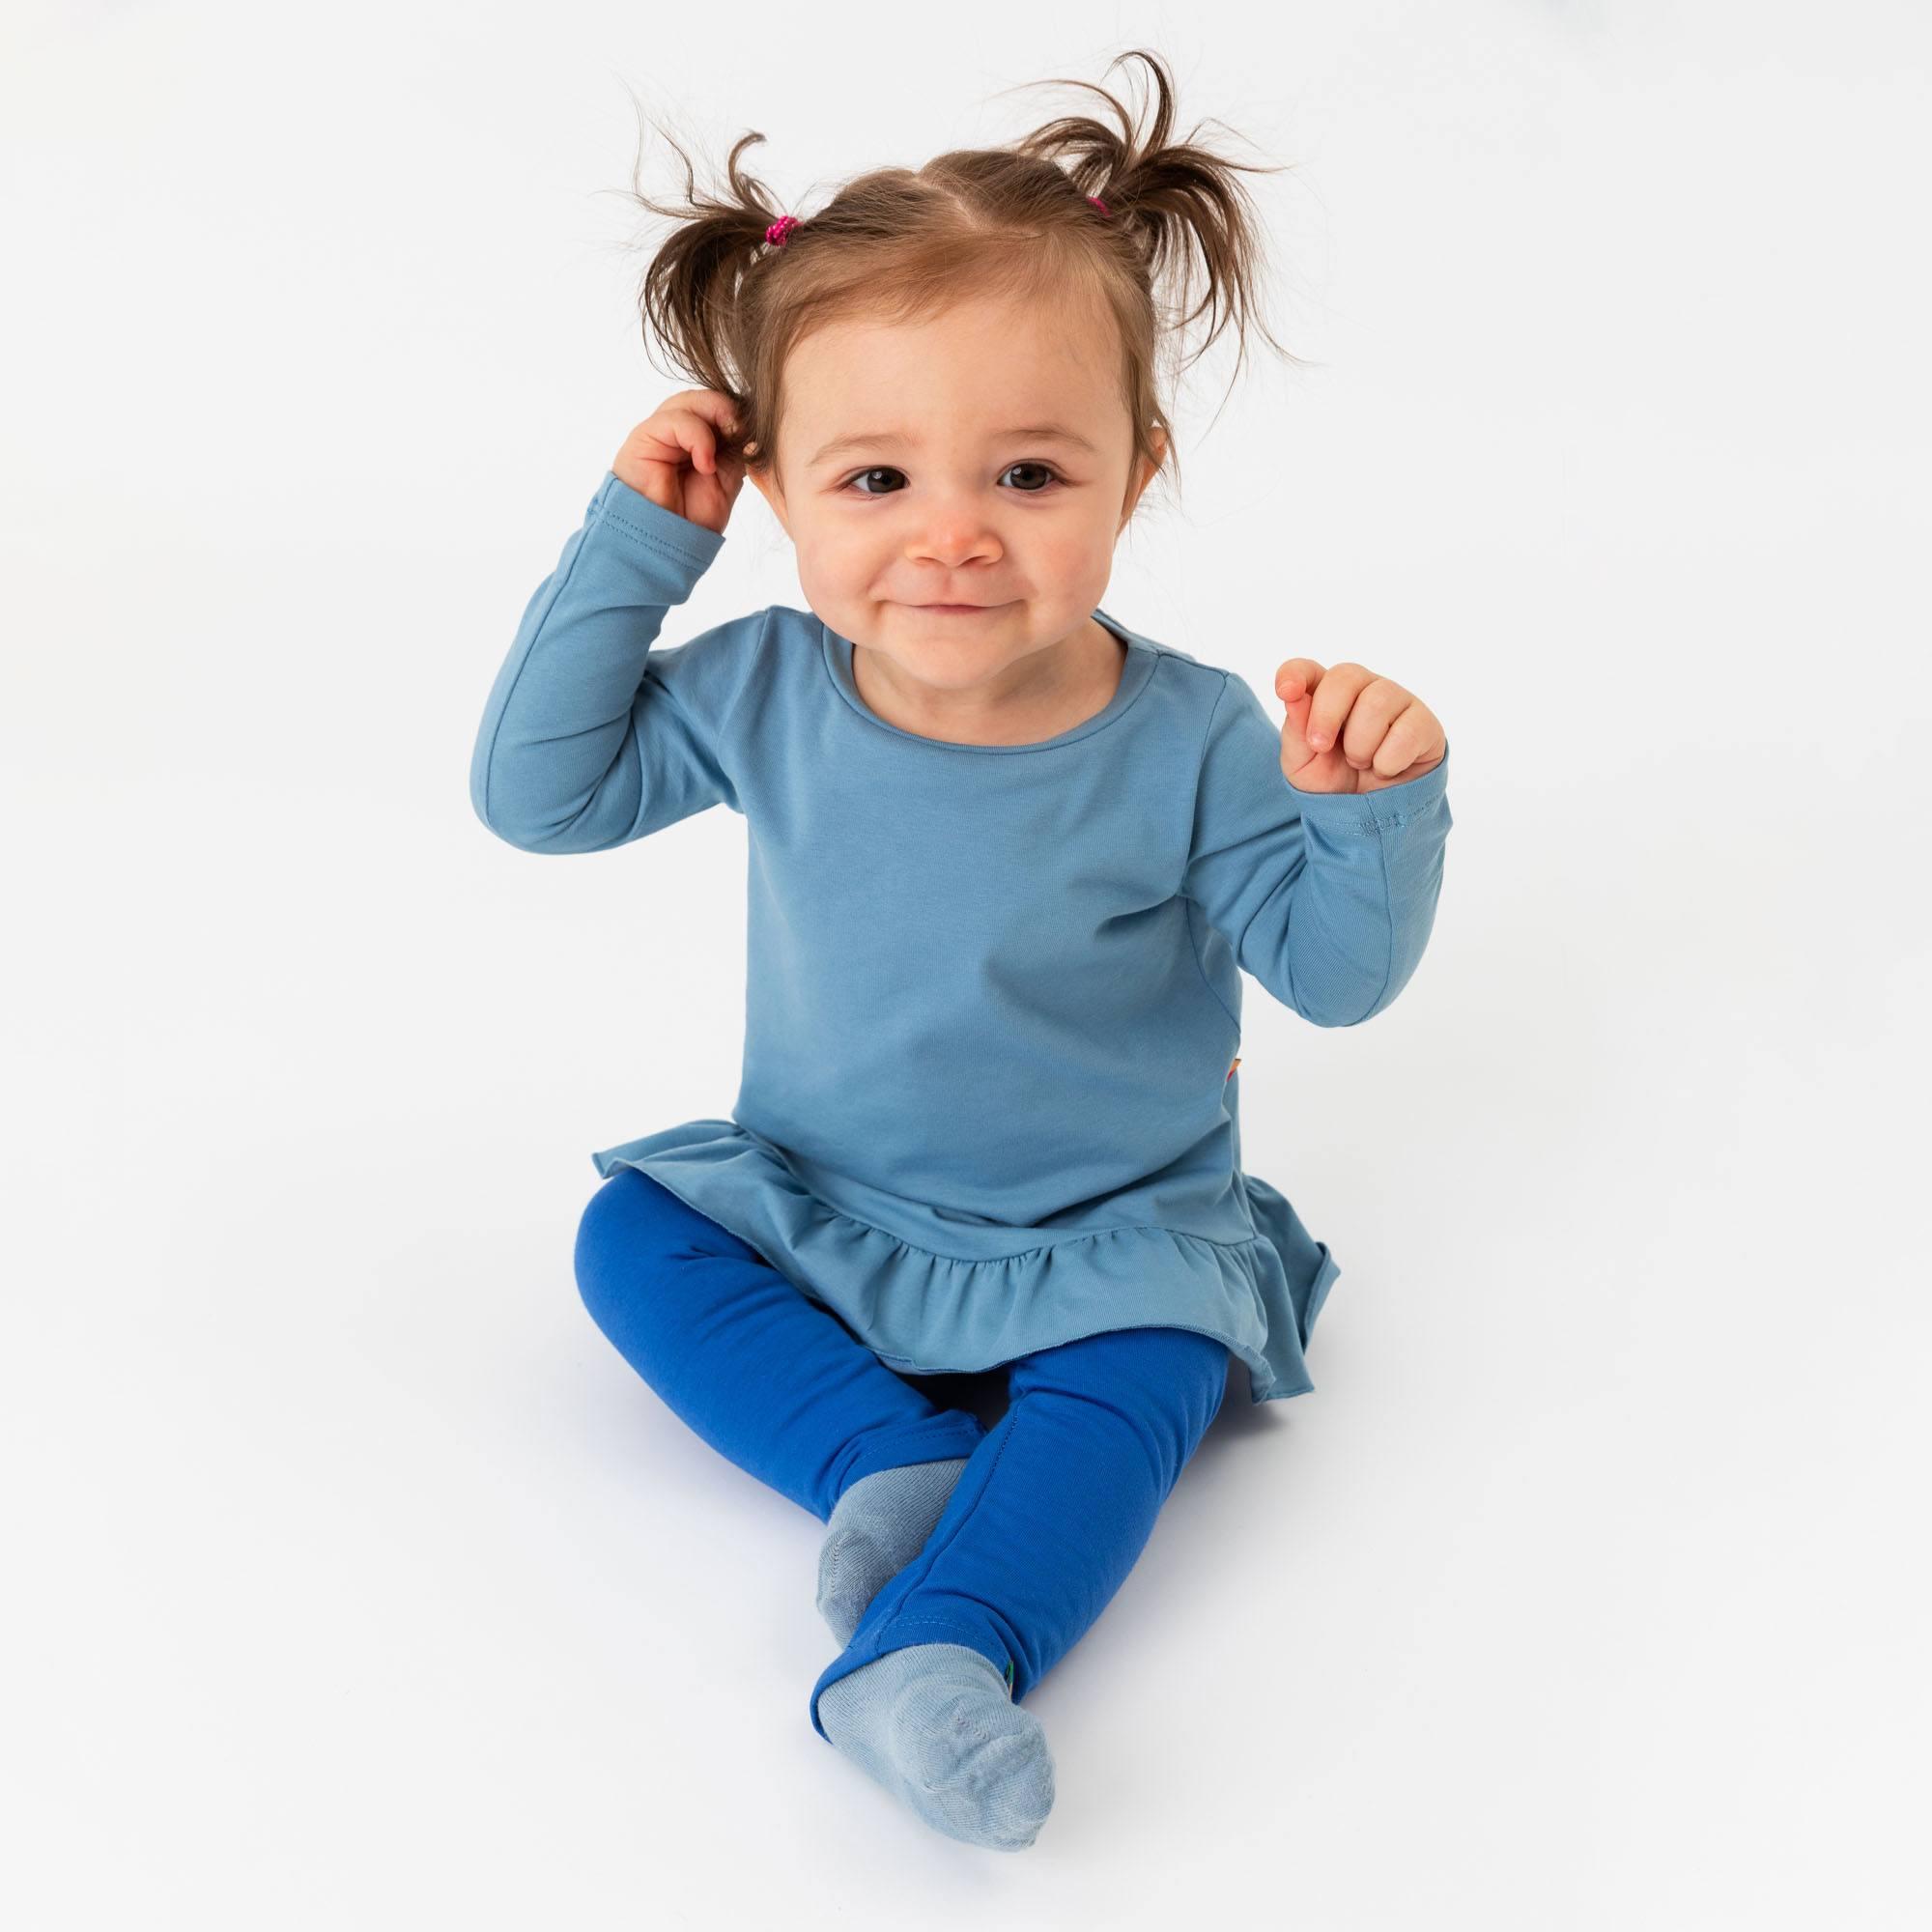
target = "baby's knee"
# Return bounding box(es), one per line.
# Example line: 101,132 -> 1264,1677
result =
573,1167 -> 667,1315
573,1167 -> 764,1324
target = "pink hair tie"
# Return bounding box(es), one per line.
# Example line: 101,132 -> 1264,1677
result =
764,213 -> 799,248
1086,193 -> 1110,216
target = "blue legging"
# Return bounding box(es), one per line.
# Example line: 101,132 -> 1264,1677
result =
573,1166 -> 1231,1741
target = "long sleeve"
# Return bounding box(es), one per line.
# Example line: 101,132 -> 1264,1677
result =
1181,669 -> 1453,1027
469,471 -> 763,853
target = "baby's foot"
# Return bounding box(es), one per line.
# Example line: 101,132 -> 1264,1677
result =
817,1456 -> 969,1645
816,1642 -> 1054,1851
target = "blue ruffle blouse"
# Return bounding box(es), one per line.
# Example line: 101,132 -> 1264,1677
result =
470,471 -> 1453,1402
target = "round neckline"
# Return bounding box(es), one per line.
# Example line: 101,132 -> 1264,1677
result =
820,611 -> 1157,753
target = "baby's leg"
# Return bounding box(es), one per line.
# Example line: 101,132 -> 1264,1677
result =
573,1167 -> 985,1522
808,1324 -> 1232,1849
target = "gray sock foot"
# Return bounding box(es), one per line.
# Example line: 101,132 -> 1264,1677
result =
817,1456 -> 969,1646
816,1642 -> 1054,1851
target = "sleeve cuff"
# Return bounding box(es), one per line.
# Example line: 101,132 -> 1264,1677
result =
1288,738 -> 1451,831
590,469 -> 727,577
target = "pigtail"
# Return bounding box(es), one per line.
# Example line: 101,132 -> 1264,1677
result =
621,108 -> 789,439
1008,48 -> 1296,384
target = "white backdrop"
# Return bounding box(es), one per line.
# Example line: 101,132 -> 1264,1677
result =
5,3 -> 1927,1925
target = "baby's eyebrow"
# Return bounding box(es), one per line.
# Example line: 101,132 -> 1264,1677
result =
810,424 -> 1099,465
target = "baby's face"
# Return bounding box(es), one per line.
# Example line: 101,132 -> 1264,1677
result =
751,293 -> 1161,695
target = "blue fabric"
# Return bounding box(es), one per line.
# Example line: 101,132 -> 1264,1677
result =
474,470 -> 1454,1403
574,1166 -> 1230,1736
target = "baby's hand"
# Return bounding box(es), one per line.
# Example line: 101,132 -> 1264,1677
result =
1273,659 -> 1446,795
611,389 -> 749,537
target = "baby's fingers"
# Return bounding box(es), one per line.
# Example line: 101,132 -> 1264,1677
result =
1274,658 -> 1324,701
638,390 -> 742,473
1274,658 -> 1323,742
674,405 -> 733,475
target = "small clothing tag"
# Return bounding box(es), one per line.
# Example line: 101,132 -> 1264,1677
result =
1226,1056 -> 1241,1081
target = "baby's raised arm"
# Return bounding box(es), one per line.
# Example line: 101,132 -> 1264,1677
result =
1182,671 -> 1454,1028
469,393 -> 761,854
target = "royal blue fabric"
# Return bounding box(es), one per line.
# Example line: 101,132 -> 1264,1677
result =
575,1165 -> 1230,1738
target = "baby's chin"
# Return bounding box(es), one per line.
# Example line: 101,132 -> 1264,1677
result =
864,611 -> 1057,670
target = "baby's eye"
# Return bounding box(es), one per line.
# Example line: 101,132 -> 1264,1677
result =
839,463 -> 1065,497
1001,461 -> 1063,494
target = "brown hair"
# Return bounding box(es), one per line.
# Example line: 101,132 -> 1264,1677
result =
620,48 -> 1300,513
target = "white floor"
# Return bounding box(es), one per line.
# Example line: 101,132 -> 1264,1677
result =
14,833 -> 1917,1927
7,5 -> 1928,1927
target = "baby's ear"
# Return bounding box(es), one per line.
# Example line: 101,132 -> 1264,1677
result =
746,460 -> 789,534
1122,430 -> 1168,524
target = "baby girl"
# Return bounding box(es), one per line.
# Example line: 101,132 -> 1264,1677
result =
470,48 -> 1452,1850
